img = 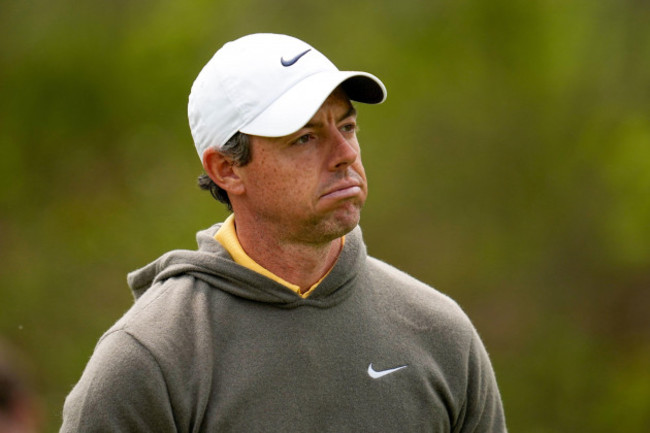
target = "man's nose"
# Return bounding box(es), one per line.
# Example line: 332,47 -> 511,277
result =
328,130 -> 359,170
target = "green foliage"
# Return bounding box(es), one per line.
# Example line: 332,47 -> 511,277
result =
1,0 -> 649,431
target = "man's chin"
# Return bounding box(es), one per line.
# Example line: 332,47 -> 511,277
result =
299,204 -> 362,244
323,205 -> 362,238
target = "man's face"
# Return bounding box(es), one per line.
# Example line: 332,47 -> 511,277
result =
234,88 -> 367,245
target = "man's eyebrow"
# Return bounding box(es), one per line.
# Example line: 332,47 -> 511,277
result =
340,106 -> 357,122
303,106 -> 357,129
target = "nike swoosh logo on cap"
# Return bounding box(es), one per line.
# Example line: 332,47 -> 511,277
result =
281,49 -> 311,67
367,363 -> 408,379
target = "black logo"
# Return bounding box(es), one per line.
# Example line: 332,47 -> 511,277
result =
281,49 -> 311,67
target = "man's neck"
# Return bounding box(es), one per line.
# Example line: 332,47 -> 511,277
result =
233,218 -> 342,294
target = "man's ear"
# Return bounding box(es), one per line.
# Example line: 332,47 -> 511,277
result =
202,147 -> 245,196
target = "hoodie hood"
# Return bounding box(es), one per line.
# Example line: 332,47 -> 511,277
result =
127,223 -> 367,308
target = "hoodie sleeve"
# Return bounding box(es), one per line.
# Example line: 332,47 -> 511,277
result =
453,330 -> 508,433
60,330 -> 177,433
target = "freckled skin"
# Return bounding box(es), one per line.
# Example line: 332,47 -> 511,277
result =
233,89 -> 368,247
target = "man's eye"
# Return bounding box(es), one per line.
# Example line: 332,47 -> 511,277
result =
341,123 -> 357,133
294,134 -> 312,145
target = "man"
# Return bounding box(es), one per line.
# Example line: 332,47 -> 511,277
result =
61,33 -> 507,432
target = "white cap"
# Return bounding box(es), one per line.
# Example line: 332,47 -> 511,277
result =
188,33 -> 387,159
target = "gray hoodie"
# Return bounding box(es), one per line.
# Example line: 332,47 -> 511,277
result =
61,224 -> 506,432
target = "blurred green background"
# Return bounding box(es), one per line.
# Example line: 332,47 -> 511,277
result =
1,0 -> 649,431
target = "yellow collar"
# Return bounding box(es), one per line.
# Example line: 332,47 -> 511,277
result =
214,215 -> 342,298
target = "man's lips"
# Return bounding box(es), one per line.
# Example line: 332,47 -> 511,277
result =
320,181 -> 364,200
